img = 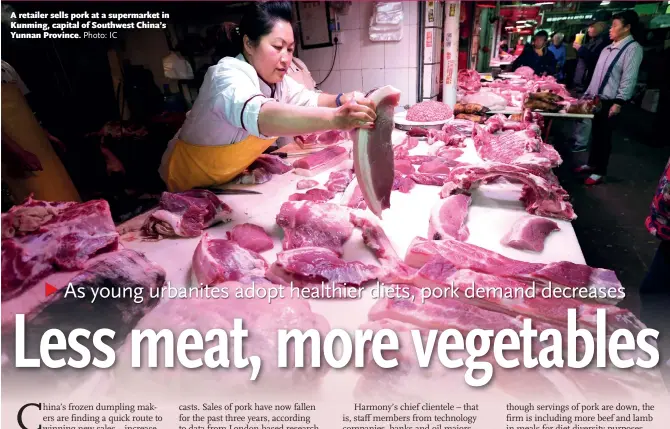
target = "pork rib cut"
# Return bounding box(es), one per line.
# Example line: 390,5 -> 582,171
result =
1,198 -> 119,301
440,162 -> 576,221
428,194 -> 471,241
501,215 -> 560,252
276,201 -> 354,256
192,233 -> 269,286
352,85 -> 401,218
142,189 -> 233,239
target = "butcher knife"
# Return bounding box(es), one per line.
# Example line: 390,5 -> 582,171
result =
194,187 -> 262,195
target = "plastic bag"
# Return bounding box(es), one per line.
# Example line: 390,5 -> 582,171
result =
162,51 -> 194,80
369,2 -> 403,42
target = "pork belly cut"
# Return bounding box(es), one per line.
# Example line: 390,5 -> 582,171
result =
276,201 -> 353,256
292,146 -> 349,176
428,194 -> 471,241
192,233 -> 268,286
142,189 -> 233,239
501,216 -> 560,252
353,85 -> 401,218
405,237 -> 625,304
226,223 -> 274,253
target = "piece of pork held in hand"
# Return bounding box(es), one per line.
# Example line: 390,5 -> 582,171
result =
142,189 -> 232,239
352,85 -> 401,218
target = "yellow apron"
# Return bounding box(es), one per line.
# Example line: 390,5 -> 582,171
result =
165,135 -> 277,192
1,83 -> 81,202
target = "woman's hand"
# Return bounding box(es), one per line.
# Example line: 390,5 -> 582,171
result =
331,102 -> 377,131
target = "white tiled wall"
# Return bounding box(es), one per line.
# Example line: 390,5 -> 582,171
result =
297,2 -> 419,110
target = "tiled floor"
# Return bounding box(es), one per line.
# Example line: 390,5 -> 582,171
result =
551,106 -> 670,386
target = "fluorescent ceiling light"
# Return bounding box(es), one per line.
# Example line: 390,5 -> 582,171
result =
601,1 -> 610,5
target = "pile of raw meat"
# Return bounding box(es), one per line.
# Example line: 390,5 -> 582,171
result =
405,100 -> 453,122
1,195 -> 167,391
458,67 -> 580,112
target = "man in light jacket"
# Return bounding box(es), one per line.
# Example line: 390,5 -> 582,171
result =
574,10 -> 644,185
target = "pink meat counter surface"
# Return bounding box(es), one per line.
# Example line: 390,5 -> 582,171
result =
115,128 -> 589,401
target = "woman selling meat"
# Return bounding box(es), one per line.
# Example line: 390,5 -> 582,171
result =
159,1 -> 375,192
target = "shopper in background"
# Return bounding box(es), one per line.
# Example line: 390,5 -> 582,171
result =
640,158 -> 670,294
511,30 -> 557,76
548,33 -> 567,82
573,10 -> 612,92
574,10 -> 644,186
564,35 -> 578,89
570,10 -> 612,153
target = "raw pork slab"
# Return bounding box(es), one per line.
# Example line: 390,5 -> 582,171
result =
233,167 -> 272,185
350,213 -> 417,284
296,179 -> 319,190
266,247 -> 379,296
440,162 -> 576,221
142,189 -> 233,239
340,178 -> 368,210
405,237 -> 625,304
1,196 -> 76,238
226,223 -> 274,253
2,249 -> 164,390
394,159 -> 415,174
392,172 -> 415,193
276,201 -> 354,256
292,146 -> 349,176
324,169 -> 354,192
288,188 -> 335,203
501,215 -> 560,252
192,233 -> 269,286
428,194 -> 471,241
113,282 -> 331,397
1,198 -> 119,301
353,85 -> 401,218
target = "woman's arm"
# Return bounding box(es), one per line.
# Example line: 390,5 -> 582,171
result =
257,101 -> 375,137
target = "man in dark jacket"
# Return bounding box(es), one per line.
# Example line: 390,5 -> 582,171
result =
511,30 -> 557,76
573,10 -> 612,92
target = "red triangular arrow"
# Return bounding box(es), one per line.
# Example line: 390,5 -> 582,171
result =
45,283 -> 58,297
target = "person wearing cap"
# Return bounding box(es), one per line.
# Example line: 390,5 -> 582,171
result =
570,10 -> 612,153
574,10 -> 644,186
511,30 -> 557,77
573,10 -> 613,91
